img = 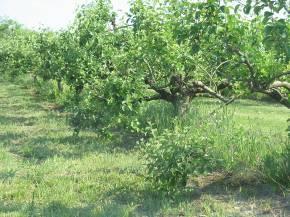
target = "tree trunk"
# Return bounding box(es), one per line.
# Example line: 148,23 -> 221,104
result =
172,96 -> 191,116
57,79 -> 63,92
33,74 -> 38,84
75,84 -> 84,95
267,90 -> 290,109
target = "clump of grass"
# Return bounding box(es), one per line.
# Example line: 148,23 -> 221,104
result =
262,142 -> 290,188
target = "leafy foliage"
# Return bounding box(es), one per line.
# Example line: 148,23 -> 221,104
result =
141,115 -> 223,190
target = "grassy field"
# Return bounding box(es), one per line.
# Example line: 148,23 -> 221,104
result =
0,80 -> 289,217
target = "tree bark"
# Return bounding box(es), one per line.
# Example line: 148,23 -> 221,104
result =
172,95 -> 191,116
269,81 -> 290,91
57,79 -> 63,92
261,89 -> 290,108
33,74 -> 38,84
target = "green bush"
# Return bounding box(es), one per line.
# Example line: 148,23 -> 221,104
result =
141,104 -> 289,190
141,127 -> 219,190
141,108 -> 230,190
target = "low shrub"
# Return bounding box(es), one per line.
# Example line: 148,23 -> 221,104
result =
141,127 -> 219,190
141,105 -> 289,191
140,108 -> 230,190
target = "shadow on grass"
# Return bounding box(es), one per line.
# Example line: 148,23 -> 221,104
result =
0,132 -> 25,145
40,201 -> 95,217
104,186 -> 201,217
40,201 -> 139,217
0,115 -> 38,126
0,201 -> 24,215
0,113 -> 140,161
0,188 -> 199,217
201,178 -> 277,199
0,169 -> 16,182
196,173 -> 290,215
0,200 -> 95,217
41,188 -> 199,217
7,134 -> 107,161
1,183 -> 289,217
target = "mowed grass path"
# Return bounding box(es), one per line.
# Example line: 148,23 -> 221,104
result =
0,80 -> 289,217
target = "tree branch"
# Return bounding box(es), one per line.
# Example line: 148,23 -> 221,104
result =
192,81 -> 230,103
269,81 -> 290,91
143,58 -> 155,81
259,88 -> 290,108
229,46 -> 257,89
145,78 -> 174,102
213,60 -> 231,75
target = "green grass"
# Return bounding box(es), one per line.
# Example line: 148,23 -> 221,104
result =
231,99 -> 289,133
0,80 -> 289,217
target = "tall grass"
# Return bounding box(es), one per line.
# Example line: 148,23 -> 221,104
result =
140,99 -> 289,189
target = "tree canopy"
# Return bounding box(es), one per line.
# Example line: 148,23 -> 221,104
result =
0,0 -> 289,124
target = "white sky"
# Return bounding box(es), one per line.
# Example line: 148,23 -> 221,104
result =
0,0 -> 129,30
